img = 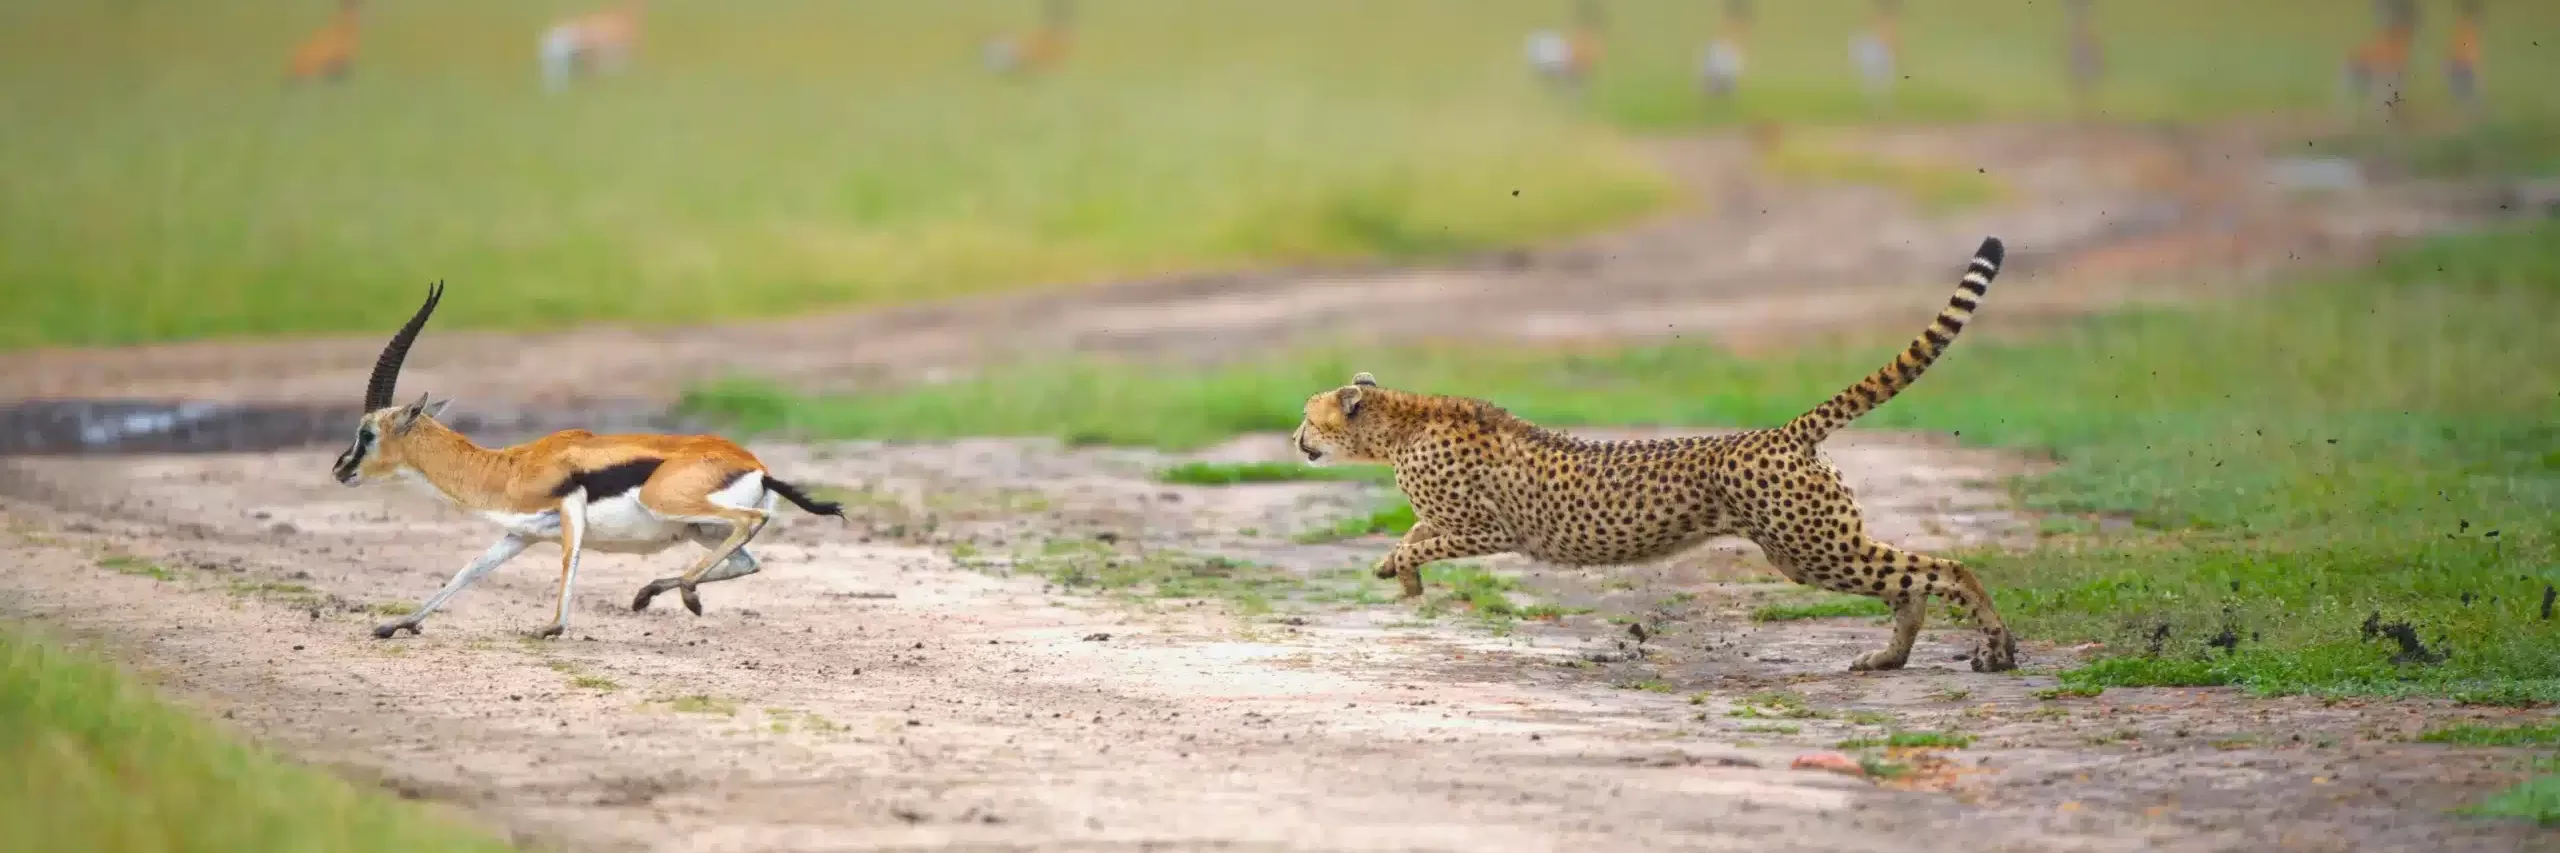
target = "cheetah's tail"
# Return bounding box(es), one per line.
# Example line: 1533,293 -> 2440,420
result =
1780,236 -> 2004,446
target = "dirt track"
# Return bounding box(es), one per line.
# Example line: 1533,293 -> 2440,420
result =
3,122 -> 2555,852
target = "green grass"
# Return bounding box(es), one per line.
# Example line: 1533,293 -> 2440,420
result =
2420,722 -> 2560,748
96,555 -> 174,581
20,1 -> 2560,351
0,0 -> 1667,350
1292,499 -> 1418,544
2,627 -> 515,852
994,536 -> 1342,617
1575,0 -> 2560,131
654,695 -> 739,717
2463,766 -> 2560,828
1156,460 -> 1393,486
2307,118 -> 2560,180
703,219 -> 2560,701
1757,135 -> 2009,214
1836,730 -> 1975,750
1751,593 -> 1892,622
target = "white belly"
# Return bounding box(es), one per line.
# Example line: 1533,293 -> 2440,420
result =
479,495 -> 692,555
471,471 -> 774,554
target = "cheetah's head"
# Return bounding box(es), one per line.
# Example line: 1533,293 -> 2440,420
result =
1292,372 -> 1385,466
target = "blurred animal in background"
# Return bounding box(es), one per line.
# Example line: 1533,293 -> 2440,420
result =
285,0 -> 362,86
540,0 -> 647,92
2341,0 -> 2417,117
2444,0 -> 2484,119
983,0 -> 1074,77
1699,0 -> 1750,99
335,284 -> 849,641
1526,0 -> 1604,91
2065,0 -> 2102,117
1850,0 -> 1900,99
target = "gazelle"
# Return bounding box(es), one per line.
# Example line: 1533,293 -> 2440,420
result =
334,282 -> 845,640
539,0 -> 646,92
982,0 -> 1073,77
1526,0 -> 1604,90
1699,0 -> 1750,99
286,0 -> 363,85
1850,0 -> 1901,99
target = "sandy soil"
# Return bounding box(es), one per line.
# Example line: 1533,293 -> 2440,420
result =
3,121 -> 2556,852
1,429 -> 2549,853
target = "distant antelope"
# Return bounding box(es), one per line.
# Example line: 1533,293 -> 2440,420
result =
2445,0 -> 2483,117
1699,0 -> 1751,99
983,0 -> 1073,77
2065,0 -> 2102,116
286,0 -> 362,85
2342,0 -> 2417,115
1526,0 -> 1604,90
335,283 -> 845,640
540,0 -> 646,92
1850,0 -> 1901,98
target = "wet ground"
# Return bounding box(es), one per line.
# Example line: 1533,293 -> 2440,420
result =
3,120 -> 2556,852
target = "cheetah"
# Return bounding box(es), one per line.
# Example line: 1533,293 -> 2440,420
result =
1290,237 -> 2018,673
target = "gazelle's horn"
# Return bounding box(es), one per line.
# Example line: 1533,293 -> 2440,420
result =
364,281 -> 443,412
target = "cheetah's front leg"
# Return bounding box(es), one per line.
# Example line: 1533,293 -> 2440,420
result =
1373,525 -> 1511,599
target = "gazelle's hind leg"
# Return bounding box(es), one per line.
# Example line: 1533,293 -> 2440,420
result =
629,465 -> 775,616
632,527 -> 762,613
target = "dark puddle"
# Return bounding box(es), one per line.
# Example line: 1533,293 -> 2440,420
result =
0,399 -> 694,457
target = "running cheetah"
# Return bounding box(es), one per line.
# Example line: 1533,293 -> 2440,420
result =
1290,237 -> 2018,672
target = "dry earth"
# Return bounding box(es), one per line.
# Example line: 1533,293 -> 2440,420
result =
3,121 -> 2556,852
1,429 -> 2550,852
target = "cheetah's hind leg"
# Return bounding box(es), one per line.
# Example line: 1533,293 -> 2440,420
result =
1793,541 -> 2018,673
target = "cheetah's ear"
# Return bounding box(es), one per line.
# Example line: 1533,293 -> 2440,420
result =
1335,385 -> 1365,419
1349,372 -> 1377,388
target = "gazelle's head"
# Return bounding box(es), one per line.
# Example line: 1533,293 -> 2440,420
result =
335,282 -> 452,486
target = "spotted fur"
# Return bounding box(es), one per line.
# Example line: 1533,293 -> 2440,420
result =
1291,237 -> 2018,673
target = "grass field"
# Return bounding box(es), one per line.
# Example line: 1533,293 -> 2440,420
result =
690,219 -> 2560,704
10,0 -> 2560,351
0,627 -> 517,853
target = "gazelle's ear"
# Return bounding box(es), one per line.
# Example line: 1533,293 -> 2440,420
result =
423,397 -> 453,420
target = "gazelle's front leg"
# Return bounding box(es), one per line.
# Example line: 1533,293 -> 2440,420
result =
373,534 -> 532,639
532,489 -> 590,639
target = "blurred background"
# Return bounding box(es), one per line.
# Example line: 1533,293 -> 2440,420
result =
2,0 -> 2554,452
6,3 -> 2560,847
1,0 -> 2549,353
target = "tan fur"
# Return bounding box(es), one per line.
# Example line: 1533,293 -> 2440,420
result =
987,0 -> 1073,75
287,0 -> 361,83
336,282 -> 841,640
1291,238 -> 2018,673
557,1 -> 645,55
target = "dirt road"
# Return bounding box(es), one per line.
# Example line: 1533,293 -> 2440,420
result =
2,429 -> 2547,852
2,122 -> 2553,852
